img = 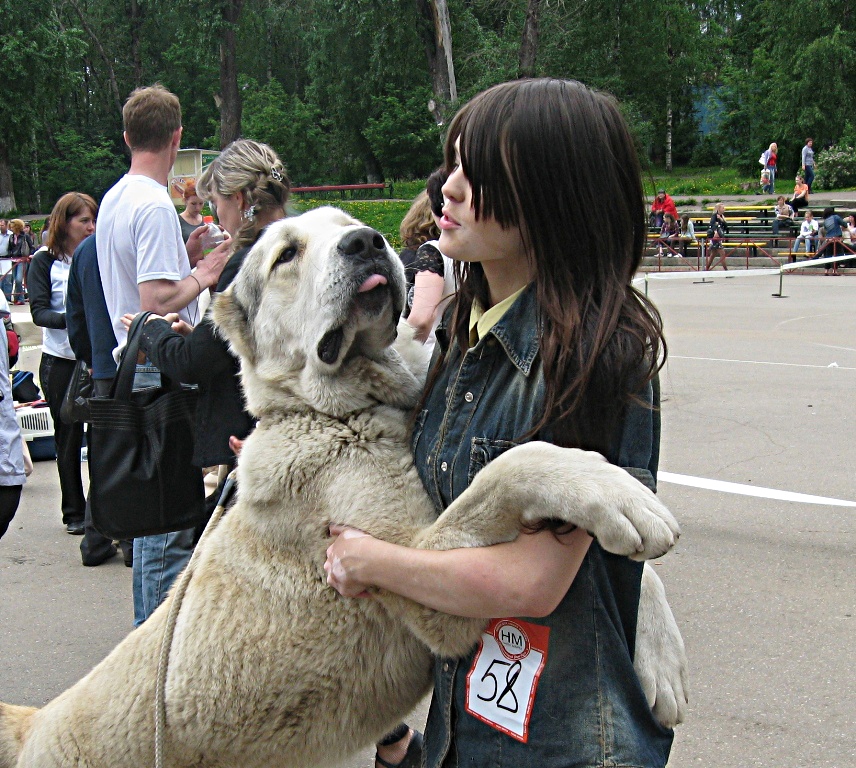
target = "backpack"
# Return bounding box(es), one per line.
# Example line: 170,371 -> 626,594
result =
12,370 -> 40,403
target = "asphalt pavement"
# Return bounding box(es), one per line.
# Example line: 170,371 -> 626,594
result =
2,273 -> 855,767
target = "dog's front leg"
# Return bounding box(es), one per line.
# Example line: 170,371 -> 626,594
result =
412,442 -> 679,561
634,564 -> 689,728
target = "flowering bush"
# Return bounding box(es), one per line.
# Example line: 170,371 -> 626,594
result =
814,144 -> 856,190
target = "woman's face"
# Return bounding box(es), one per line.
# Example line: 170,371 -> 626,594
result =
438,139 -> 529,300
66,208 -> 96,253
184,195 -> 204,218
209,191 -> 244,236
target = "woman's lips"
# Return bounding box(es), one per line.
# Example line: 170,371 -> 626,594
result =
439,211 -> 459,229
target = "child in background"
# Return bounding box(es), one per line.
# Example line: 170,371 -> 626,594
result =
792,210 -> 819,261
657,212 -> 680,258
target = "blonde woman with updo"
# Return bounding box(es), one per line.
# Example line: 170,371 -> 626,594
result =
122,140 -> 290,480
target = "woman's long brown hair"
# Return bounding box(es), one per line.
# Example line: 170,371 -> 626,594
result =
424,79 -> 666,455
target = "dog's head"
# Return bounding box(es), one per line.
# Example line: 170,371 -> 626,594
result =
214,206 -> 426,417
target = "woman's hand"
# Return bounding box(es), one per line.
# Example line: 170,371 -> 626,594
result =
325,525 -> 377,598
120,311 -> 167,330
229,435 -> 244,457
165,313 -> 193,336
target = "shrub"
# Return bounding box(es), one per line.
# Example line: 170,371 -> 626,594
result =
363,88 -> 443,181
814,143 -> 856,190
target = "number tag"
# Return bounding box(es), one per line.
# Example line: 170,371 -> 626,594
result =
464,618 -> 550,743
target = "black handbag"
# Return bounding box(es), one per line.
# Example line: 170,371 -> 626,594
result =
60,359 -> 93,424
88,312 -> 205,540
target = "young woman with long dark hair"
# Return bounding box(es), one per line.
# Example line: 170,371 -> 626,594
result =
327,78 -> 672,768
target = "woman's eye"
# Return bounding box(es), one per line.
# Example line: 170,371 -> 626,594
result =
275,247 -> 298,265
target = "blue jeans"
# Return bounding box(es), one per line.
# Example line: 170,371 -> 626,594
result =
11,262 -> 26,302
804,165 -> 815,192
132,528 -> 195,626
130,360 -> 190,627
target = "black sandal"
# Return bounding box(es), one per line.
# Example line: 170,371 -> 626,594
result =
375,729 -> 423,768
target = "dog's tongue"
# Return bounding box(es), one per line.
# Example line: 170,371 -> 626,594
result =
358,274 -> 388,293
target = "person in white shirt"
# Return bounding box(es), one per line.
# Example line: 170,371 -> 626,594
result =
96,84 -> 229,626
28,194 -> 98,537
0,291 -> 26,539
792,209 -> 819,261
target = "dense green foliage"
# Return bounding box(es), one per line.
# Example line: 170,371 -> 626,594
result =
3,0 -> 856,214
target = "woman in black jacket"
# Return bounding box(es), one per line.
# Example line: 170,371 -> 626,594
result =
28,193 -> 97,534
7,219 -> 35,304
122,140 -> 290,483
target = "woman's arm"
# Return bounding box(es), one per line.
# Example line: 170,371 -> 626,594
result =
326,526 -> 592,619
137,313 -> 235,385
407,270 -> 446,343
27,252 -> 66,329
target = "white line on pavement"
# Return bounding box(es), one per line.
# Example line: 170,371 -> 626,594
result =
659,471 -> 856,507
669,354 -> 856,370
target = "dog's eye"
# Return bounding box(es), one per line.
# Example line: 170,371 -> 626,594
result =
275,246 -> 298,266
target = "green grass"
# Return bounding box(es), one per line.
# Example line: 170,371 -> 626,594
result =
643,166 -> 759,197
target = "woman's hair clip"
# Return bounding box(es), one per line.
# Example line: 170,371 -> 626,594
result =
270,167 -> 284,182
243,206 -> 257,222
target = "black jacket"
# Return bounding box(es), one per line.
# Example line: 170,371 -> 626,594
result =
138,246 -> 253,467
7,233 -> 34,260
28,249 -> 67,330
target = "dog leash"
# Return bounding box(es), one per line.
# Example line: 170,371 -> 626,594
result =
154,474 -> 237,768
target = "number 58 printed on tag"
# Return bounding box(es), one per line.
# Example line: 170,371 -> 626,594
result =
465,619 -> 550,743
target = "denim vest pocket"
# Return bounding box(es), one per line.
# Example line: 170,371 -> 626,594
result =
467,437 -> 519,485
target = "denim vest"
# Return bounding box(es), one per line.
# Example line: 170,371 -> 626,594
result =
412,284 -> 673,768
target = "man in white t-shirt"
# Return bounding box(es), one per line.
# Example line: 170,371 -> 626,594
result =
96,84 -> 229,627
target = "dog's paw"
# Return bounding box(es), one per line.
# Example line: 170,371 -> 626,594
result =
502,443 -> 680,560
635,565 -> 689,729
588,468 -> 680,561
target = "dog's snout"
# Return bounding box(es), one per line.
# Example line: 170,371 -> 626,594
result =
338,227 -> 387,260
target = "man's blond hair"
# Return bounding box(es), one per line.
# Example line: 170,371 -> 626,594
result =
123,84 -> 181,152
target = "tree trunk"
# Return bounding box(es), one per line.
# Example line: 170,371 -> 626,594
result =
129,0 -> 143,86
67,0 -> 123,115
413,0 -> 457,125
666,96 -> 673,173
665,38 -> 674,173
219,0 -> 244,147
0,142 -> 16,213
518,0 -> 542,78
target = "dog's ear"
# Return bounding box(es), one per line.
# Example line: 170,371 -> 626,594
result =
212,287 -> 256,366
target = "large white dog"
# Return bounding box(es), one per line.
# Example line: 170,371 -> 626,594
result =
0,207 -> 687,768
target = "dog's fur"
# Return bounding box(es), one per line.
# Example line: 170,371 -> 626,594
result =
0,207 -> 687,768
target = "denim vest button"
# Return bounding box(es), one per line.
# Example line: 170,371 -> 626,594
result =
464,391 -> 473,402
440,461 -> 448,472
443,662 -> 450,671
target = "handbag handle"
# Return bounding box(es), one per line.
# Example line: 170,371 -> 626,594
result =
111,312 -> 183,400
111,312 -> 152,400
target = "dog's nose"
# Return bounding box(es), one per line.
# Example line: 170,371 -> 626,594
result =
338,227 -> 387,260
